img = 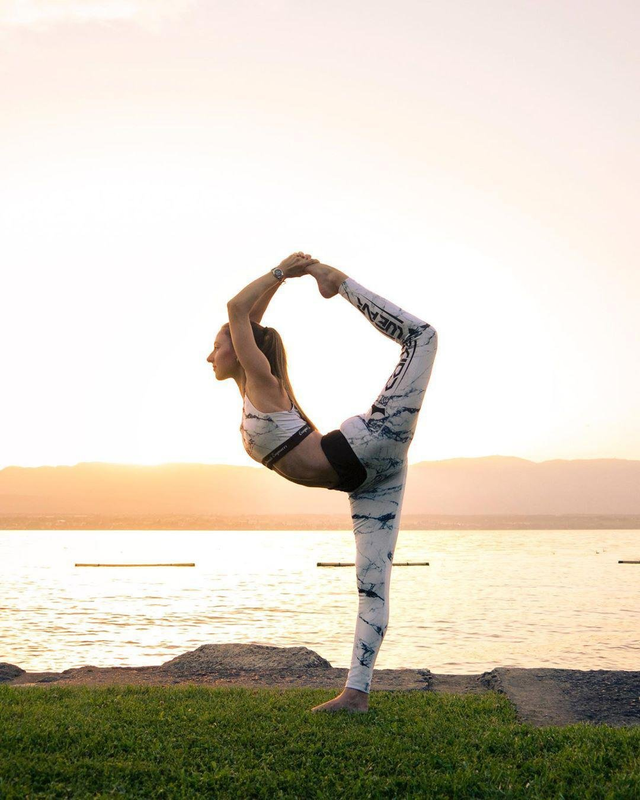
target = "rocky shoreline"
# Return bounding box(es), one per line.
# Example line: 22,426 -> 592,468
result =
2,644 -> 638,728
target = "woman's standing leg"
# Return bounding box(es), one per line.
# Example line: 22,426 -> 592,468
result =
344,461 -> 409,694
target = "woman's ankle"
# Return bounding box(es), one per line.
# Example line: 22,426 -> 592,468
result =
323,264 -> 349,290
308,263 -> 348,296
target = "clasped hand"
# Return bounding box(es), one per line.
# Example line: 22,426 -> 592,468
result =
277,251 -> 319,279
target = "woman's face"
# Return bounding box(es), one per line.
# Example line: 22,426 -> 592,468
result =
206,327 -> 237,380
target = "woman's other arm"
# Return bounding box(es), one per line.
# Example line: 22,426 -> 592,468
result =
248,280 -> 281,325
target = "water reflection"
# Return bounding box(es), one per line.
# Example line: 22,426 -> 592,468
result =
0,529 -> 638,673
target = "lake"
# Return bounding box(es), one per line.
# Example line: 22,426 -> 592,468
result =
1,530 -> 638,674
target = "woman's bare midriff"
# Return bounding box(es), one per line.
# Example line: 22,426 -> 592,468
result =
273,430 -> 344,489
244,379 -> 342,489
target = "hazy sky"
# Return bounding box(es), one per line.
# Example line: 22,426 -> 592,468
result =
1,0 -> 638,469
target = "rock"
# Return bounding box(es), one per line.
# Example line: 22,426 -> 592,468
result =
61,666 -> 100,674
0,663 -> 25,682
159,643 -> 333,676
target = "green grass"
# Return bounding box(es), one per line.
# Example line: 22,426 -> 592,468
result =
0,686 -> 638,798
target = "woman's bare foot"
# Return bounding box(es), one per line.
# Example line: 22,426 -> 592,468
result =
310,687 -> 369,714
306,262 -> 349,299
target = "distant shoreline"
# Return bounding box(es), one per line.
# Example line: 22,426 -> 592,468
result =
1,514 -> 639,530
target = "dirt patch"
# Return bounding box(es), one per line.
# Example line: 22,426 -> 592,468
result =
479,667 -> 640,728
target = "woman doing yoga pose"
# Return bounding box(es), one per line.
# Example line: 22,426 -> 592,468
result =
206,252 -> 439,713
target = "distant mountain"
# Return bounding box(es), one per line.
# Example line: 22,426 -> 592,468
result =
0,456 -> 638,516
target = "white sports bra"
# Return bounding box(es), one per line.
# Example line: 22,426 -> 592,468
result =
240,392 -> 316,469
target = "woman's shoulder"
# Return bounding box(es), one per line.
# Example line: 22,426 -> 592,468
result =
244,376 -> 293,413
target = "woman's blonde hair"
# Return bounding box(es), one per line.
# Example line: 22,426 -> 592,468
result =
222,321 -> 317,430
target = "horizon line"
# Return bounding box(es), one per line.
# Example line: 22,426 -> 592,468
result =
1,454 -> 638,471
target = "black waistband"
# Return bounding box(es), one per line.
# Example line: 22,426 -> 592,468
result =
320,429 -> 368,493
262,423 -> 316,469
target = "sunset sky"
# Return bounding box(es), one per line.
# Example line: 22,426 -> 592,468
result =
1,0 -> 638,470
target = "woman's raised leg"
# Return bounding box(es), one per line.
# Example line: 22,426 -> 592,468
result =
337,277 -> 438,489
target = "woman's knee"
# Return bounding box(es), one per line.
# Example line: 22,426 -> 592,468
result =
417,325 -> 437,352
403,321 -> 436,343
423,324 -> 437,341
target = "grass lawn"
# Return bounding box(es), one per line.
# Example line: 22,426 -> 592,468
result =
1,685 -> 638,798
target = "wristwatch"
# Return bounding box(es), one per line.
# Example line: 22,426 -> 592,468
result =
271,267 -> 286,283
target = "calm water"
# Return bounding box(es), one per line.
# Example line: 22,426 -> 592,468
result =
1,530 -> 638,674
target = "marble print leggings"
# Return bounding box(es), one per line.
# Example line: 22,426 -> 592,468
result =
336,277 -> 438,694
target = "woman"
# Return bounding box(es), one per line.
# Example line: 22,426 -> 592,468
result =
206,252 -> 438,713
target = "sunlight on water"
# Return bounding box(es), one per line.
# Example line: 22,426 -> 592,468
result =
0,530 -> 638,673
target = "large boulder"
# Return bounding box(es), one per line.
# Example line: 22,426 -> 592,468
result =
159,643 -> 332,677
0,663 -> 25,683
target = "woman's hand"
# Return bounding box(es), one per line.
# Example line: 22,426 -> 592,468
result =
277,252 -> 319,279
